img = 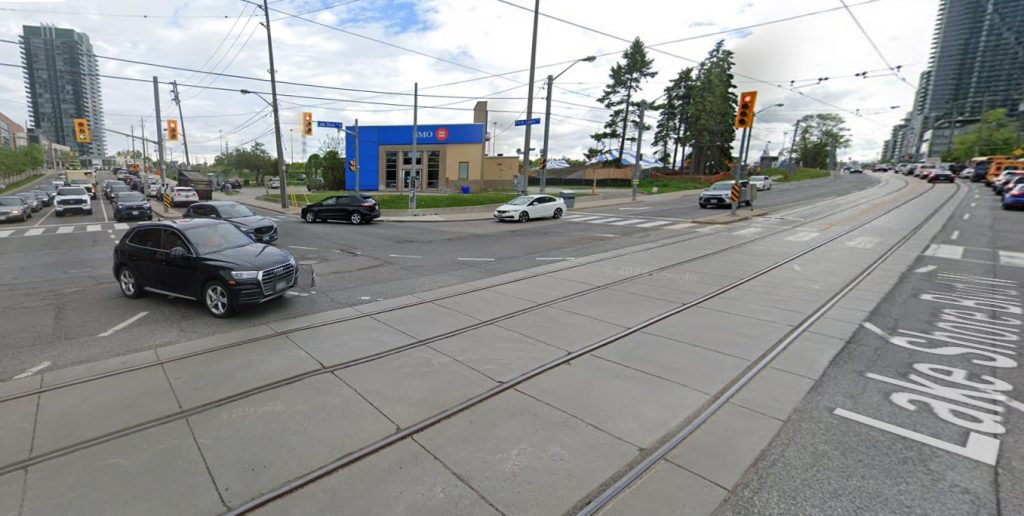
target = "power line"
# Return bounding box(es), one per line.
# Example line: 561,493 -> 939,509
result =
272,0 -> 363,21
0,7 -> 235,18
838,0 -> 916,89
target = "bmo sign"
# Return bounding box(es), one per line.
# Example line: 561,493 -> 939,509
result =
436,127 -> 449,142
416,127 -> 450,142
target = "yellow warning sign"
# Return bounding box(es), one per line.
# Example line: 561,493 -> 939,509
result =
730,183 -> 741,204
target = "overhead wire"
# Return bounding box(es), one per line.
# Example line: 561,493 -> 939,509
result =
837,0 -> 917,89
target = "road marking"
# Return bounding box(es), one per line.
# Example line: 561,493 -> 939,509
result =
97,311 -> 149,337
585,217 -> 623,224
636,220 -> 672,228
732,227 -> 763,236
289,245 -> 318,250
998,251 -> 1024,268
962,213 -> 970,220
12,361 -> 52,380
568,216 -> 601,222
666,223 -> 696,230
914,265 -> 937,273
971,202 -> 977,207
113,223 -> 129,230
56,226 -> 74,234
923,244 -> 964,259
562,215 -> 584,220
695,226 -> 716,232
86,225 -> 102,232
536,257 -> 574,261
0,230 -> 13,238
950,230 -> 959,241
610,219 -> 644,226
458,257 -> 495,262
287,291 -> 310,297
833,408 -> 999,466
388,254 -> 423,259
32,207 -> 54,226
23,228 -> 45,236
785,231 -> 819,242
618,207 -> 650,211
974,194 -> 979,199
845,236 -> 881,249
590,234 -> 618,238
99,195 -> 109,222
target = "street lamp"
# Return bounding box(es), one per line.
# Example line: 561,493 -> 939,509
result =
540,55 -> 597,193
240,88 -> 288,209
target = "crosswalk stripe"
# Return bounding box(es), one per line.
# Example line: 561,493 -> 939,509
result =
562,215 -> 584,220
636,220 -> 672,227
24,228 -> 45,236
610,219 -> 645,226
923,244 -> 964,259
0,230 -> 13,238
585,217 -> 623,224
113,223 -> 129,230
998,251 -> 1024,267
569,216 -> 601,222
666,223 -> 696,230
732,227 -> 762,236
56,226 -> 75,234
785,231 -> 819,242
86,225 -> 102,232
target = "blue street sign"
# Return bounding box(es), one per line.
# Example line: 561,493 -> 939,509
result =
317,121 -> 344,129
514,118 -> 541,127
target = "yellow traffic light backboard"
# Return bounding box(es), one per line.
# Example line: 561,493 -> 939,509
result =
73,118 -> 91,143
735,91 -> 758,129
167,120 -> 179,141
302,112 -> 313,137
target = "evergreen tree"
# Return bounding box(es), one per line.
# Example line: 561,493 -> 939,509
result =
592,37 -> 658,163
652,67 -> 695,168
687,41 -> 737,174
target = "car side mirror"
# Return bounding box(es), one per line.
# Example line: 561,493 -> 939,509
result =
170,247 -> 187,259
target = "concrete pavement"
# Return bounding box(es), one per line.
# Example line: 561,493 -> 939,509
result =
1,173 -> 1006,515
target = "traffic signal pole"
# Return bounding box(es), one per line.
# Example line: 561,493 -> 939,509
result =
410,83 -> 418,210
354,118 -> 360,193
171,81 -> 192,167
152,76 -> 168,214
731,127 -> 748,216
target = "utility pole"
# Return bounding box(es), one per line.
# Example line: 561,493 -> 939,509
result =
410,83 -> 418,210
260,0 -> 288,209
219,129 -> 224,155
152,76 -> 168,213
540,74 -> 554,193
140,118 -> 148,175
788,120 -> 800,174
519,0 -> 541,196
171,81 -> 192,167
632,102 -> 647,202
289,128 -> 294,164
354,118 -> 360,192
130,125 -> 136,165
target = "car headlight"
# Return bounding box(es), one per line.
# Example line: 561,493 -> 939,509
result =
231,271 -> 259,280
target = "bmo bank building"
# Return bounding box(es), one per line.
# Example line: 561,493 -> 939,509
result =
345,123 -> 491,193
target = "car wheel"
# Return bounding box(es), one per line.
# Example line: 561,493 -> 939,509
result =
552,208 -> 563,219
304,211 -> 316,223
85,210 -> 92,215
203,281 -> 234,318
350,212 -> 363,225
118,266 -> 144,299
518,211 -> 530,223
699,203 -> 707,209
55,211 -> 63,217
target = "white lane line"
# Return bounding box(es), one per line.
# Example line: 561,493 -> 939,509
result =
388,254 -> 423,259
23,228 -> 45,236
962,213 -> 970,220
636,220 -> 672,228
32,207 -> 54,226
0,230 -> 13,238
785,231 -> 819,242
97,311 -> 148,337
536,257 -> 574,261
618,207 -> 650,211
971,202 -> 977,207
695,226 -> 716,232
999,251 -> 1024,268
290,245 -> 318,250
12,361 -> 52,380
974,194 -> 979,199
568,216 -> 602,222
458,257 -> 495,261
590,234 -> 618,238
86,225 -> 102,232
732,227 -> 762,236
562,215 -> 584,220
99,195 -> 109,222
923,244 -> 964,259
666,223 -> 696,230
914,265 -> 937,273
585,217 -> 623,224
56,226 -> 74,234
950,230 -> 959,241
113,223 -> 129,230
610,219 -> 645,226
287,291 -> 311,297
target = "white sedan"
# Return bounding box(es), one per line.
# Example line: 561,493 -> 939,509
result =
494,194 -> 566,222
748,175 -> 773,191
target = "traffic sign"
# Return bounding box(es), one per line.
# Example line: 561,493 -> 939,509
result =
514,118 -> 541,127
730,183 -> 741,204
317,121 -> 343,129
1013,148 -> 1023,157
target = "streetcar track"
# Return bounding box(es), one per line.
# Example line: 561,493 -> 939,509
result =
223,179 -> 951,515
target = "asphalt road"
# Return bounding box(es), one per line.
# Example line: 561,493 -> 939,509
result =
0,171 -> 875,380
716,180 -> 1024,515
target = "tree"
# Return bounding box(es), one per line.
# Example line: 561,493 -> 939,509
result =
318,134 -> 343,156
792,113 -> 851,170
943,109 -> 1020,162
652,67 -> 695,168
592,37 -> 658,163
321,150 -> 345,190
687,41 -> 737,174
305,153 -> 323,189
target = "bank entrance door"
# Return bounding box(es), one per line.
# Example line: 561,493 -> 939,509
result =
401,168 -> 421,191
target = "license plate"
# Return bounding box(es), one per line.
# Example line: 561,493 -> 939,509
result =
275,279 -> 288,292
131,211 -> 139,215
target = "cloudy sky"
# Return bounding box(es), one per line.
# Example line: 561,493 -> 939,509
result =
0,0 -> 938,164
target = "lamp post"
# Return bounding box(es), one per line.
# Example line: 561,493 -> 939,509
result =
240,89 -> 286,207
540,55 -> 596,193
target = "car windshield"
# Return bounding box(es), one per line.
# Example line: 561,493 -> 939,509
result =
184,223 -> 255,256
58,187 -> 87,196
505,196 -> 533,206
111,185 -> 128,191
709,182 -> 733,190
70,179 -> 90,185
0,197 -> 22,206
117,193 -> 145,202
218,204 -> 255,218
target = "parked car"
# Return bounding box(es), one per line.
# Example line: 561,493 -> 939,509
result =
171,187 -> 199,207
113,191 -> 153,222
148,182 -> 162,198
993,171 -> 1024,195
184,201 -> 278,243
0,196 -> 30,222
699,180 -> 751,208
306,177 -> 326,191
112,219 -> 297,317
15,192 -> 41,212
1003,184 -> 1024,210
301,194 -> 380,224
928,170 -> 956,183
106,183 -> 131,202
267,177 -> 280,189
748,175 -> 772,191
32,189 -> 52,207
493,194 -> 566,222
54,186 -> 92,216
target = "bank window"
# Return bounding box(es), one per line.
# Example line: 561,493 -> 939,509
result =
385,151 -> 398,189
427,151 -> 440,189
458,161 -> 469,180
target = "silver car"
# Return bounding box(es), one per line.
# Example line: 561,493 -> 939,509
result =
0,196 -> 30,222
15,192 -> 41,212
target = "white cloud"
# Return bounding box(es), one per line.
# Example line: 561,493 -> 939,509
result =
0,0 -> 938,164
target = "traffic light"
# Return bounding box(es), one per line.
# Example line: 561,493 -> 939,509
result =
348,160 -> 356,171
538,158 -> 547,170
167,120 -> 179,141
302,112 -> 313,136
734,91 -> 758,128
73,118 -> 91,143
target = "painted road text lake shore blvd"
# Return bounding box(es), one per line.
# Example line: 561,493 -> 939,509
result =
837,270 -> 1021,466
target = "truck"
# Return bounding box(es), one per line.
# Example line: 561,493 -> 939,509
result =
175,170 -> 214,201
65,169 -> 97,199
